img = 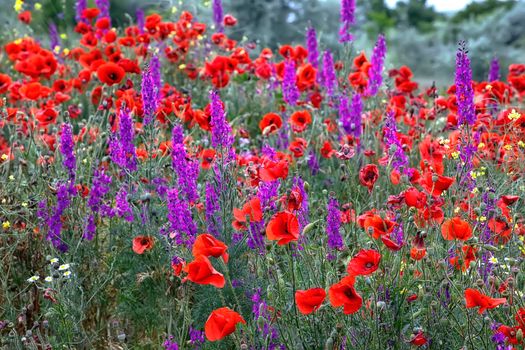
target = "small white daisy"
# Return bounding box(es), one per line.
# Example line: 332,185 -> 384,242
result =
58,263 -> 70,271
27,275 -> 40,283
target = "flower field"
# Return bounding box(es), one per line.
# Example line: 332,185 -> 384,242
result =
1,0 -> 525,349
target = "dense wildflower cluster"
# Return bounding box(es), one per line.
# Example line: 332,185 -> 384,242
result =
1,1 -> 525,349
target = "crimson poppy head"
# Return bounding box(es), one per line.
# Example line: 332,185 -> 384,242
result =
289,110 -> 312,133
347,249 -> 381,276
259,112 -> 283,135
132,235 -> 154,254
359,164 -> 379,192
265,211 -> 299,245
97,62 -> 125,86
295,288 -> 326,315
205,307 -> 245,341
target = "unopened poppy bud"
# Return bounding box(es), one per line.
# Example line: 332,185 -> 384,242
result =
257,316 -> 265,329
476,279 -> 484,287
364,277 -> 372,285
432,174 -> 438,182
483,316 -> 491,324
304,181 -> 310,192
302,221 -> 318,235
117,333 -> 126,342
376,301 -> 386,310
517,329 -> 523,343
508,277 -> 515,287
501,290 -> 510,297
322,189 -> 328,195
482,244 -> 498,252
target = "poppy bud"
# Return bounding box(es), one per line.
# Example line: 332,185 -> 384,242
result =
517,328 -> 523,343
256,316 -> 265,329
302,221 -> 318,235
481,244 -> 498,252
476,279 -> 484,287
322,189 -> 328,195
432,174 -> 438,182
304,181 -> 310,192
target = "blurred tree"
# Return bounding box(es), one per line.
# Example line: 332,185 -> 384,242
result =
451,0 -> 516,23
394,0 -> 444,33
360,0 -> 396,37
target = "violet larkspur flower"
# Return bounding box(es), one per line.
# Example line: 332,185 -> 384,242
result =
306,26 -> 319,69
171,125 -> 199,202
205,181 -> 222,237
46,182 -> 75,252
341,93 -> 363,139
455,41 -> 476,126
322,50 -> 337,97
339,0 -> 356,43
86,168 -> 112,217
163,336 -> 179,350
212,0 -> 224,32
209,90 -> 234,158
166,188 -> 198,246
293,176 -> 309,230
282,60 -> 300,106
95,0 -> 110,21
109,108 -> 137,172
136,9 -> 145,33
367,34 -> 387,96
488,57 -> 500,82
383,110 -> 409,172
115,188 -> 133,222
75,0 -> 87,23
60,123 -> 76,180
141,56 -> 161,125
326,196 -> 344,257
308,149 -> 319,176
49,22 -> 61,55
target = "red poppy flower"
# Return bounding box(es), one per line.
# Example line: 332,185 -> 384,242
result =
205,307 -> 246,341
420,171 -> 454,196
289,110 -> 312,133
192,233 -> 229,263
360,213 -> 396,239
259,112 -> 283,134
233,197 -> 263,230
404,187 -> 427,209
409,331 -> 428,346
182,255 -> 225,288
284,187 -> 303,211
464,288 -> 506,314
18,11 -> 32,24
347,249 -> 381,276
359,164 -> 379,192
329,276 -> 362,315
200,149 -> 216,169
289,138 -> 308,158
223,14 -> 238,26
97,62 -> 125,86
441,217 -> 472,241
295,288 -> 326,315
132,235 -> 155,254
266,211 -> 299,245
259,158 -> 289,182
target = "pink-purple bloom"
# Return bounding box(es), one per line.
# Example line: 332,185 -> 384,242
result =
60,123 -> 76,180
488,57 -> 500,82
306,26 -> 319,69
171,125 -> 199,202
209,90 -> 235,159
367,34 -> 387,96
322,50 -> 337,97
109,108 -> 137,172
212,0 -> 224,32
326,196 -> 343,257
339,0 -> 356,43
282,60 -> 300,106
455,42 -> 476,126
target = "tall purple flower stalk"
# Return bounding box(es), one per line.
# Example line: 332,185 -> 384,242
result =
349,93 -> 363,139
49,23 -> 61,54
322,50 -> 337,97
306,26 -> 319,69
383,110 -> 409,172
142,56 -> 161,125
75,0 -> 87,23
212,0 -> 224,32
326,196 -> 344,259
166,188 -> 198,247
282,60 -> 300,106
251,289 -> 281,348
488,57 -> 500,82
110,108 -> 137,172
367,34 -> 387,96
339,0 -> 356,43
60,123 -> 76,180
46,183 -> 75,252
308,149 -> 319,175
172,125 -> 199,202
205,181 -> 222,237
84,168 -> 112,240
115,188 -> 133,222
95,0 -> 110,20
209,90 -> 235,158
455,42 -> 476,126
136,9 -> 145,33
